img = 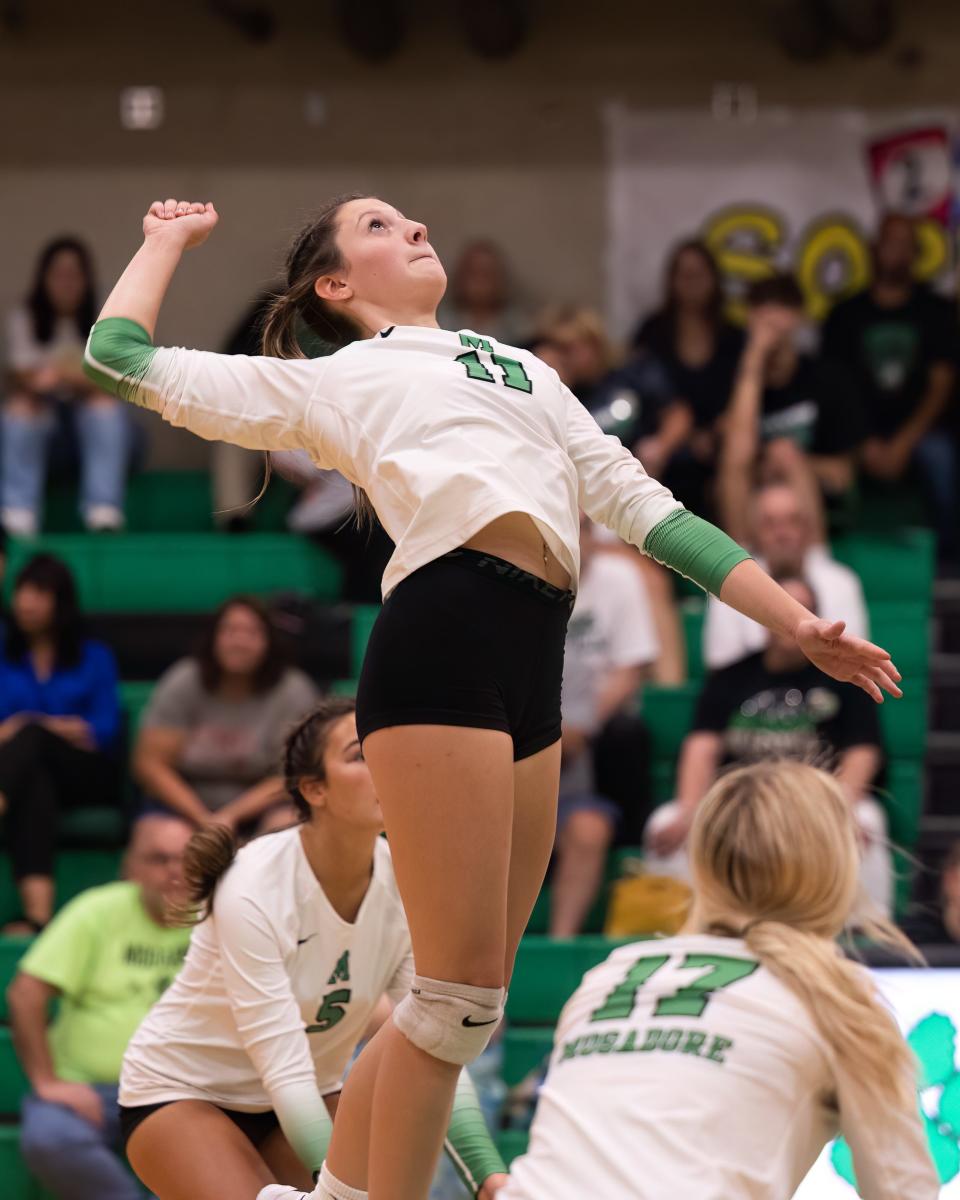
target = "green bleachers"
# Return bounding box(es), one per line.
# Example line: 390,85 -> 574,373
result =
0,853 -> 122,932
44,470 -> 299,535
3,533 -> 342,612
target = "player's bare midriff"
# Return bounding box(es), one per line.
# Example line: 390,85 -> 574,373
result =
462,512 -> 572,590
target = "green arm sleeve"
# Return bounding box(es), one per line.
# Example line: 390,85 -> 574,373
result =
83,317 -> 158,403
643,508 -> 751,597
443,1070 -> 507,1196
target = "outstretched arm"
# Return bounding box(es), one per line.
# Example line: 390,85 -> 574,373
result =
84,200 -> 336,457
563,384 -> 902,702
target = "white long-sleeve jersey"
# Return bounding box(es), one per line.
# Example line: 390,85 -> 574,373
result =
85,321 -> 686,598
501,934 -> 937,1200
120,828 -> 412,1171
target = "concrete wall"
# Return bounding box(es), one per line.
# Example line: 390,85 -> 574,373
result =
2,0 -> 958,464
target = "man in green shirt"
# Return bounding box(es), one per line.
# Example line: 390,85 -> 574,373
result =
7,813 -> 194,1199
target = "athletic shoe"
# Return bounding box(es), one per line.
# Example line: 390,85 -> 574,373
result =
84,504 -> 125,532
1,508 -> 38,537
256,1187 -> 309,1200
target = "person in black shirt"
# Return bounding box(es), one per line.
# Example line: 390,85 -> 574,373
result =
900,840 -> 960,946
719,274 -> 865,548
643,575 -> 893,914
633,240 -> 745,516
822,212 -> 958,557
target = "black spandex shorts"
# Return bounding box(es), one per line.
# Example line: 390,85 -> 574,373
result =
118,1100 -> 280,1151
356,548 -> 574,761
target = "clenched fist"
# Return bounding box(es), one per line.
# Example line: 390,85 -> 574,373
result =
143,198 -> 219,250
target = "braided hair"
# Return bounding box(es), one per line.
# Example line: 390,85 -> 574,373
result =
177,696 -> 358,923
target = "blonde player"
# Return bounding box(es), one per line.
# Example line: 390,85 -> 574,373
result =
118,699 -> 507,1200
86,196 -> 901,1200
501,761 -> 937,1200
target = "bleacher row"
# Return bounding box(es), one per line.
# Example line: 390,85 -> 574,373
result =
0,470 -> 936,1186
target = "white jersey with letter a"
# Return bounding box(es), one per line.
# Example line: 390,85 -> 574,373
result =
502,934 -> 936,1200
121,828 -> 411,1118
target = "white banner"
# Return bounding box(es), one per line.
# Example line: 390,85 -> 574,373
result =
604,105 -> 958,340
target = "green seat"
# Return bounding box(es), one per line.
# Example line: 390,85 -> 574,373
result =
0,938 -> 30,1022
495,1130 -> 530,1168
869,602 -> 931,682
507,937 -> 636,1026
119,680 -> 155,736
679,600 -> 706,680
501,1026 -> 554,1087
0,1031 -> 29,1117
3,534 -> 342,612
350,605 -> 380,677
832,529 -> 935,603
58,809 -> 126,846
641,683 -> 699,761
44,470 -> 299,535
0,852 -> 122,931
0,1122 -> 42,1200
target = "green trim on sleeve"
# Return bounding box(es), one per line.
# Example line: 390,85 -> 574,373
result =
83,317 -> 158,404
443,1070 -> 507,1195
643,508 -> 751,597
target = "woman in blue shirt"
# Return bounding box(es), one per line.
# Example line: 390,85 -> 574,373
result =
0,553 -> 120,933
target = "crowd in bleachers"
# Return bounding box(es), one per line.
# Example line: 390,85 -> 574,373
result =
0,209 -> 958,1196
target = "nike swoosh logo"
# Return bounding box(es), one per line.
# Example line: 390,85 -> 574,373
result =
297,934 -> 316,946
462,1015 -> 498,1028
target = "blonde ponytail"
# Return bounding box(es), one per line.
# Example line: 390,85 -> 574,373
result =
743,918 -> 916,1110
688,760 -> 921,1112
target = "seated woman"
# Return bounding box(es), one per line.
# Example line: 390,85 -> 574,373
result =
2,237 -> 135,536
0,553 -> 121,933
501,761 -> 936,1200
133,596 -> 317,831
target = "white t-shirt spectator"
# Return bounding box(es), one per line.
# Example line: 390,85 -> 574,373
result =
703,545 -> 868,671
6,307 -> 84,375
562,553 -> 659,734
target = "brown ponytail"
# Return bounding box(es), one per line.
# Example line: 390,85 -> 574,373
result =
176,824 -> 239,924
261,193 -> 376,527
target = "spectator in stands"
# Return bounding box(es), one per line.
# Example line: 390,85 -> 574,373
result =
900,840 -> 960,945
550,515 -> 658,936
643,574 -> 892,915
703,481 -> 868,670
133,595 -> 317,830
7,813 -> 193,1200
2,237 -> 134,536
532,307 -> 689,682
632,239 -> 745,516
822,212 -> 958,563
438,239 -> 528,345
0,553 -> 121,934
533,306 -> 691,478
718,274 -> 865,546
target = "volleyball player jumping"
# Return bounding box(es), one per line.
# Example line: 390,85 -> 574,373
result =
85,196 -> 902,1200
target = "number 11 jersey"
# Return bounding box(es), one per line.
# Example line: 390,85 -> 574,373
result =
502,934 -> 936,1200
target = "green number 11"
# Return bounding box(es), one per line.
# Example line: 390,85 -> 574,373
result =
455,334 -> 532,394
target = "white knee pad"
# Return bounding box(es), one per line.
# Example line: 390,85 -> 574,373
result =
393,975 -> 505,1065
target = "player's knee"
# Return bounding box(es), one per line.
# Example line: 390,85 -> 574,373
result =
564,808 -> 614,852
393,975 -> 506,1065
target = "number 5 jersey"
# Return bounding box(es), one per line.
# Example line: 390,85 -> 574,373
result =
501,934 -> 937,1200
120,827 -> 412,1171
